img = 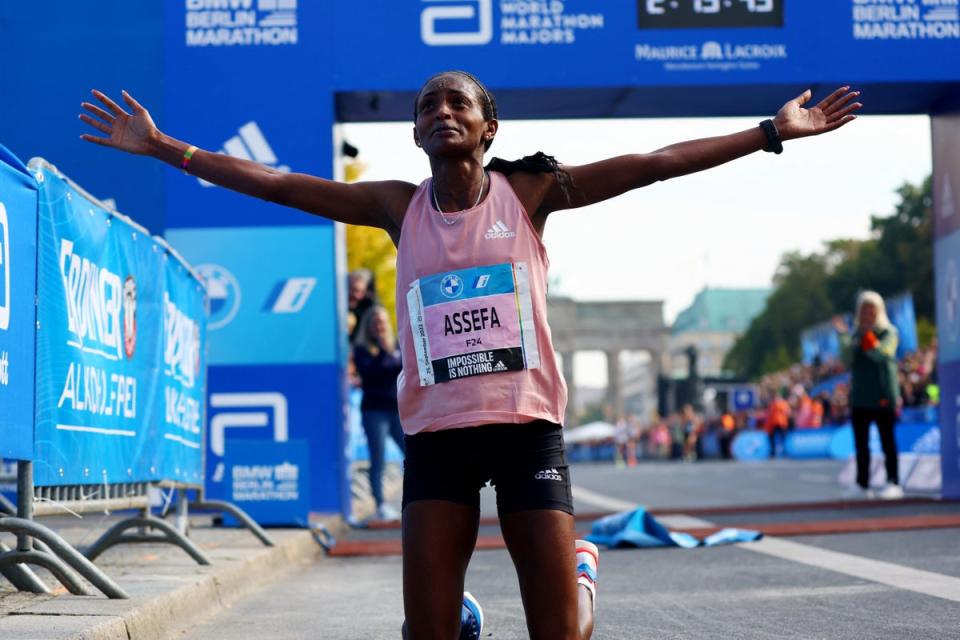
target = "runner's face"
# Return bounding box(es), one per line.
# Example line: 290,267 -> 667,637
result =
414,75 -> 492,157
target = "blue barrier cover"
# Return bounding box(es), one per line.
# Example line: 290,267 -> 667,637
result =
828,422 -> 940,460
732,430 -> 771,461
0,145 -> 37,461
784,428 -> 836,459
150,246 -> 207,485
31,161 -> 205,486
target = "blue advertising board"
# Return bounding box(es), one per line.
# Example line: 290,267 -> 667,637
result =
730,387 -> 756,412
732,430 -> 770,461
933,115 -> 960,241
162,1 -> 336,230
933,114 -> 960,499
150,247 -> 208,485
204,363 -> 348,514
31,161 -> 207,487
165,225 -> 348,512
0,145 -> 38,461
828,421 -> 941,460
163,226 -> 338,366
940,360 -> 960,498
886,292 -> 919,359
936,234 -> 960,364
224,439 -> 310,527
329,0 -> 960,120
33,161 -> 163,485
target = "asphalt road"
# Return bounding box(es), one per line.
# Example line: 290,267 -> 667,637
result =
179,460 -> 960,639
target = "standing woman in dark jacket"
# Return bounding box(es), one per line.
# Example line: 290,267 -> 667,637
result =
834,291 -> 903,499
354,305 -> 405,520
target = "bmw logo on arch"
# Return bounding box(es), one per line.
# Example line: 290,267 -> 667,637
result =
196,263 -> 241,330
440,274 -> 464,299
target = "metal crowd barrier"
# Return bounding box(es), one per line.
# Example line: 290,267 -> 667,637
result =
0,157 -> 272,599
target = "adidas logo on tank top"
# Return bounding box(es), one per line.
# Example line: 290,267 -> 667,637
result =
484,220 -> 516,239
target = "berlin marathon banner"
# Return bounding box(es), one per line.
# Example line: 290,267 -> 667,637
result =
30,161 -> 207,487
150,244 -> 207,485
0,146 -> 38,461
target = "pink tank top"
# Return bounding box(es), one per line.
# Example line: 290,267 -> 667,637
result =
395,171 -> 567,435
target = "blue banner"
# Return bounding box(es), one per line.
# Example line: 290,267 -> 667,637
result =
0,146 -> 37,461
886,292 -> 918,359
730,387 -> 756,412
939,359 -> 960,498
801,320 -> 843,366
151,244 -> 207,485
31,161 -> 206,487
936,231 -> 960,364
204,363 -> 348,514
224,439 -> 310,527
784,428 -> 836,459
164,226 -> 339,366
933,115 -> 960,241
828,421 -> 941,460
732,430 -> 770,461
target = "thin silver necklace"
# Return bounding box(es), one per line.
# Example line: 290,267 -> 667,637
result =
432,171 -> 486,225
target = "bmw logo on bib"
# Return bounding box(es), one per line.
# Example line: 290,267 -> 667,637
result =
440,274 -> 464,299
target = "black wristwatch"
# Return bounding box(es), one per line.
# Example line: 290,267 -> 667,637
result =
759,119 -> 783,154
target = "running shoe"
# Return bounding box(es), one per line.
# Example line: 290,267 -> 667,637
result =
878,482 -> 904,500
460,591 -> 484,640
376,503 -> 401,521
576,539 -> 599,612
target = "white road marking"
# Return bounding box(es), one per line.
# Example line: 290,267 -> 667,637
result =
574,484 -> 960,604
571,486 -> 637,512
747,537 -> 960,604
656,514 -> 716,529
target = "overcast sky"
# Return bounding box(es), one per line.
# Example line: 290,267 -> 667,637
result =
340,114 -> 932,385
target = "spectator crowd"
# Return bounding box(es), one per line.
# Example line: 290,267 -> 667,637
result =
580,339 -> 940,464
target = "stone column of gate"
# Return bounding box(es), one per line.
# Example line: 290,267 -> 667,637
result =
605,349 -> 623,421
562,352 -> 577,427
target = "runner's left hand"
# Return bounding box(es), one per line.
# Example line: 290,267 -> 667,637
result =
773,87 -> 862,141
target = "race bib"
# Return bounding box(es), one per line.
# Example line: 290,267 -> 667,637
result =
407,262 -> 540,386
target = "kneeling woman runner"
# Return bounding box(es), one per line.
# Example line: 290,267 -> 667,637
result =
80,72 -> 861,640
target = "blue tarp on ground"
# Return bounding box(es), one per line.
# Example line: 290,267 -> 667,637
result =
586,508 -> 762,550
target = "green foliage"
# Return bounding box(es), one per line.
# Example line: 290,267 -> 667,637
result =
347,226 -> 397,324
724,176 -> 934,379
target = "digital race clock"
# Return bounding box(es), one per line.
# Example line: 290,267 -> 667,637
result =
638,0 -> 784,29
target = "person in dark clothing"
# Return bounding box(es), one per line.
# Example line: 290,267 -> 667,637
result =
353,305 -> 405,520
834,291 -> 903,499
348,268 -> 376,344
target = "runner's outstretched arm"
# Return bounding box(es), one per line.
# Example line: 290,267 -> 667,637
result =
79,89 -> 410,233
540,86 -> 862,214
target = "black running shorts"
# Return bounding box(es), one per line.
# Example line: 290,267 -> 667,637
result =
401,419 -> 574,515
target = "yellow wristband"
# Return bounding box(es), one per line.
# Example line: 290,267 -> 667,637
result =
181,145 -> 198,174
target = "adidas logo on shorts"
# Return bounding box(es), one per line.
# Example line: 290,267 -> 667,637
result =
534,468 -> 563,481
493,361 -> 508,372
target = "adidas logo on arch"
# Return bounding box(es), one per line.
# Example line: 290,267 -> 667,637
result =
484,220 -> 516,239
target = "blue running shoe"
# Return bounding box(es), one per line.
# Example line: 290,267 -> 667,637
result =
459,591 -> 484,640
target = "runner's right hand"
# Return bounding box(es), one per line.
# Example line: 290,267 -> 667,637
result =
80,90 -> 158,155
